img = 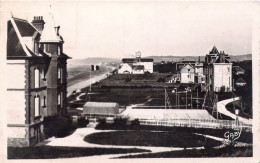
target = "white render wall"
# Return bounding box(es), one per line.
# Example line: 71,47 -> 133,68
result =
7,61 -> 26,89
133,62 -> 153,73
7,61 -> 26,125
7,91 -> 26,124
181,72 -> 195,83
140,62 -> 153,73
118,63 -> 132,74
213,63 -> 232,91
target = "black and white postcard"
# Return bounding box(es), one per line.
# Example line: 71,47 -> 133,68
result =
0,1 -> 259,162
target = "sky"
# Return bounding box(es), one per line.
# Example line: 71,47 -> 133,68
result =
1,1 -> 257,59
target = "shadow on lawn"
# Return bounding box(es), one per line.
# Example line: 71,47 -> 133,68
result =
116,146 -> 253,158
8,146 -> 150,159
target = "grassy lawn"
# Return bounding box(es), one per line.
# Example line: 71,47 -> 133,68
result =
8,146 -> 150,159
94,125 -> 252,144
68,86 -> 205,109
117,146 -> 252,158
84,130 -> 222,148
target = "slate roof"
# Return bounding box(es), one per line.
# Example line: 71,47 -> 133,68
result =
233,66 -> 245,72
209,45 -> 219,54
14,18 -> 37,37
132,65 -> 145,70
236,78 -> 246,84
7,16 -> 70,59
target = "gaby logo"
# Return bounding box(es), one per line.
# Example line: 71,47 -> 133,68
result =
223,126 -> 242,145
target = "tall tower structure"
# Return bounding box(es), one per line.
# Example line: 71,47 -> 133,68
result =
39,11 -> 67,116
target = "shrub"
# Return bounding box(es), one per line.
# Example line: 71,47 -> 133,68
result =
157,78 -> 165,83
77,117 -> 89,128
114,117 -> 128,127
130,119 -> 140,129
220,86 -> 226,92
43,115 -> 73,138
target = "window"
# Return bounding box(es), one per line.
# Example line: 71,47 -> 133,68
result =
58,68 -> 62,80
60,92 -> 63,107
41,69 -> 45,80
188,69 -> 190,72
42,96 -> 46,107
58,94 -> 61,105
227,67 -> 230,72
35,95 -> 40,117
35,68 -> 40,88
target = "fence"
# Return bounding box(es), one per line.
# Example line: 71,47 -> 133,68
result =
82,113 -> 252,131
138,118 -> 252,131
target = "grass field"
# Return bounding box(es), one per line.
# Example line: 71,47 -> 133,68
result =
84,130 -> 222,148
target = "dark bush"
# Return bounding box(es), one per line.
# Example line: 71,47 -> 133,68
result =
130,119 -> 140,129
220,86 -> 226,92
114,117 -> 128,127
157,78 -> 165,83
96,118 -> 107,128
77,117 -> 89,128
43,115 -> 73,138
125,77 -> 132,82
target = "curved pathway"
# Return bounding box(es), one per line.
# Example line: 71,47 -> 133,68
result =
217,97 -> 252,125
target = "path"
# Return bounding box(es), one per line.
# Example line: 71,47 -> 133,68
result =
217,97 -> 252,125
67,71 -> 109,96
44,127 -> 206,159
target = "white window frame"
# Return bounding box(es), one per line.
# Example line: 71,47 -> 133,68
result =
58,93 -> 61,105
35,95 -> 40,117
35,68 -> 40,88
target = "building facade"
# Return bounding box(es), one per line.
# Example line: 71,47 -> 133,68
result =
180,64 -> 195,83
118,52 -> 154,74
203,46 -> 232,92
194,62 -> 205,84
7,14 -> 70,147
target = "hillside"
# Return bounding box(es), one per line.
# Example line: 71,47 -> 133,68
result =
147,54 -> 252,63
67,57 -> 120,69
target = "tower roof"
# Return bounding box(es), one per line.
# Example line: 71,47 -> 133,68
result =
40,10 -> 62,43
209,45 -> 219,54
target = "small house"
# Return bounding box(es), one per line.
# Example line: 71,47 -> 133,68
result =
180,64 -> 195,83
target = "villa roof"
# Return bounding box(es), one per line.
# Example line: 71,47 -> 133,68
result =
209,45 -> 219,54
236,78 -> 246,84
233,66 -> 245,72
7,16 -> 69,59
40,12 -> 63,43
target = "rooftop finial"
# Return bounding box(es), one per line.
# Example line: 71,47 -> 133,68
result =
11,12 -> 13,18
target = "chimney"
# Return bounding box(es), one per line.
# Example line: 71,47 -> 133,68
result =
219,51 -> 225,63
32,16 -> 45,32
55,26 -> 60,36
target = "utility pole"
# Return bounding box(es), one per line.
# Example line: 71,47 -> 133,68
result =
197,88 -> 198,109
165,89 -> 166,110
186,89 -> 187,109
175,88 -> 177,109
191,92 -> 193,109
90,67 -> 92,92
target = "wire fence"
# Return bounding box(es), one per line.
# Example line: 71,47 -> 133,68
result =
83,113 -> 252,131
